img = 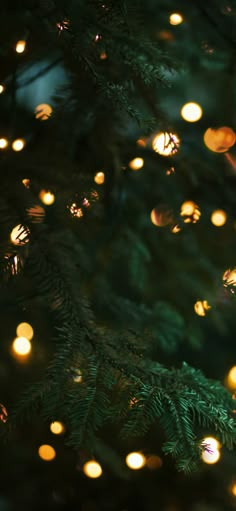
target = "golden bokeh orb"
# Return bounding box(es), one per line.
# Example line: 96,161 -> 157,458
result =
152,132 -> 180,156
211,210 -> 227,227
94,171 -> 105,184
39,190 -> 55,206
0,138 -> 8,149
230,483 -> 236,497
35,103 -> 53,121
38,444 -> 56,461
150,206 -> 173,227
128,157 -> 144,171
15,40 -> 26,53
181,102 -> 202,122
50,421 -> 65,435
125,452 -> 146,470
10,224 -> 29,245
169,13 -> 183,25
16,322 -> 34,341
203,127 -> 236,153
202,437 -> 221,450
180,201 -> 201,223
194,300 -> 211,317
226,366 -> 236,390
201,437 -> 221,465
12,138 -> 25,151
223,268 -> 236,289
201,448 -> 220,464
0,84 -> 5,94
12,337 -> 32,357
83,461 -> 103,478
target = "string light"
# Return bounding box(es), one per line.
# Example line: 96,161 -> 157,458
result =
12,138 -> 25,151
152,132 -> 180,156
0,84 -> 5,94
194,300 -> 211,317
35,104 -> 53,121
226,366 -> 236,390
201,436 -> 221,464
39,190 -> 55,206
129,157 -> 144,171
38,444 -> 56,461
16,322 -> 34,341
15,40 -> 26,53
50,421 -> 65,435
180,102 -> 202,122
125,452 -> 146,470
83,461 -> 103,478
94,171 -> 105,184
10,224 -> 29,245
169,13 -> 183,25
211,210 -> 227,226
0,138 -> 8,149
12,337 -> 32,357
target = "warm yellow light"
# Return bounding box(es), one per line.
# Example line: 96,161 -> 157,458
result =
223,269 -> 236,289
146,455 -> 162,470
152,132 -> 180,156
83,461 -> 103,478
230,483 -> 236,497
125,452 -> 146,470
35,103 -> 53,121
0,138 -> 8,149
180,201 -> 201,223
12,138 -> 25,151
129,157 -> 144,171
181,102 -> 202,122
211,210 -> 227,227
50,421 -> 65,435
201,437 -> 221,464
0,84 -> 5,94
94,171 -> 105,184
10,224 -> 29,245
100,52 -> 107,60
73,369 -> 83,383
15,40 -> 26,53
150,206 -> 173,227
136,138 -> 147,147
201,448 -> 220,464
12,337 -> 32,356
204,127 -> 236,153
171,224 -> 181,233
202,437 -> 221,450
38,444 -> 56,461
169,13 -> 183,25
194,300 -> 211,317
22,178 -> 30,188
16,322 -> 34,341
39,190 -> 55,206
226,366 -> 236,390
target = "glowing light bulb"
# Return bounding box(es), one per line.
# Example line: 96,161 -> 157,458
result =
211,210 -> 227,226
169,13 -> 183,25
15,40 -> 26,53
39,190 -> 55,205
35,104 -> 53,121
125,452 -> 146,470
12,138 -> 25,151
129,157 -> 144,171
94,171 -> 105,184
38,444 -> 56,461
50,421 -> 65,435
0,84 -> 5,94
181,102 -> 203,122
0,138 -> 8,149
83,461 -> 103,478
12,336 -> 32,356
194,300 -> 211,317
16,322 -> 34,340
226,366 -> 236,389
152,132 -> 180,156
10,224 -> 29,245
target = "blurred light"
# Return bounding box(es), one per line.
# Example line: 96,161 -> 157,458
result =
35,103 -> 53,121
146,455 -> 162,470
136,138 -> 147,147
181,102 -> 202,122
0,84 -> 5,94
129,157 -> 144,171
16,322 -> 34,340
10,224 -> 29,245
94,171 -> 105,184
169,13 -> 183,25
230,483 -> 236,497
83,461 -> 102,478
194,300 -> 211,317
50,421 -> 65,435
38,444 -> 56,461
166,166 -> 175,175
223,268 -> 236,291
0,403 -> 8,423
171,224 -> 181,233
150,206 -> 173,227
100,52 -> 107,60
15,40 -> 26,53
211,210 -> 227,226
39,190 -> 55,205
158,30 -> 174,41
0,138 -> 8,149
12,336 -> 31,356
125,452 -> 146,470
226,366 -> 236,390
22,178 -> 30,188
73,369 -> 83,383
201,449 -> 220,464
152,132 -> 180,156
201,437 -> 221,464
180,201 -> 201,223
69,203 -> 83,218
203,127 -> 236,153
12,138 -> 25,151
202,437 -> 221,450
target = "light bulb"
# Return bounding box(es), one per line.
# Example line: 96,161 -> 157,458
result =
12,139 -> 25,151
152,132 -> 180,156
169,13 -> 183,25
39,190 -> 55,206
15,40 -> 26,53
125,452 -> 146,470
83,461 -> 103,478
16,322 -> 34,340
94,171 -> 105,184
211,210 -> 227,226
0,138 -> 8,149
50,421 -> 65,435
38,444 -> 56,461
128,157 -> 144,171
181,102 -> 202,122
12,337 -> 32,356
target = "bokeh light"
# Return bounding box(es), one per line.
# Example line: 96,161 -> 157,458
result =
0,138 -> 8,149
226,366 -> 236,390
194,300 -> 211,317
204,127 -> 235,153
146,455 -> 162,470
94,171 -> 105,184
15,40 -> 26,53
129,157 -> 144,171
152,132 -> 180,156
38,444 -> 56,461
230,482 -> 236,497
16,322 -> 34,340
211,210 -> 227,226
39,190 -> 55,206
125,452 -> 146,470
223,268 -> 236,291
35,103 -> 53,121
0,84 -> 5,94
180,102 -> 202,122
12,337 -> 32,357
150,206 -> 173,227
50,421 -> 65,435
180,201 -> 201,223
201,436 -> 221,465
169,13 -> 183,25
83,461 -> 103,478
10,224 -> 29,245
12,138 -> 25,151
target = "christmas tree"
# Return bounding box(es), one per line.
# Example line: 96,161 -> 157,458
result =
0,1 -> 236,509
